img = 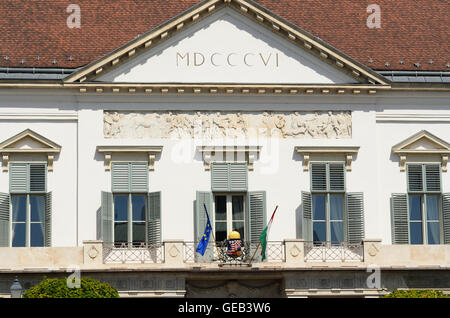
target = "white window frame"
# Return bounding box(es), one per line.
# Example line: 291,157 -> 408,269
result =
112,193 -> 148,247
212,192 -> 246,242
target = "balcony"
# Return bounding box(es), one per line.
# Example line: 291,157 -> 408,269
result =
0,239 -> 450,270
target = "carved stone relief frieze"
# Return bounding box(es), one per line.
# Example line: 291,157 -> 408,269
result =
104,110 -> 352,140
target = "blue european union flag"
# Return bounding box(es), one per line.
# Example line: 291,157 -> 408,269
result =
196,203 -> 212,256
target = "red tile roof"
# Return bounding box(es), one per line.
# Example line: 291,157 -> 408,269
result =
0,0 -> 448,71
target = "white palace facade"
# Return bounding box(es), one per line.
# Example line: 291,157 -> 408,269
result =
0,0 -> 449,297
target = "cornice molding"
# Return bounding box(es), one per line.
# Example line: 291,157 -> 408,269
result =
96,145 -> 163,171
197,145 -> 261,170
295,146 -> 360,171
0,129 -> 61,172
391,130 -> 450,172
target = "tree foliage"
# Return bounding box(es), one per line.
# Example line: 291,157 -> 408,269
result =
383,289 -> 449,298
22,277 -> 119,298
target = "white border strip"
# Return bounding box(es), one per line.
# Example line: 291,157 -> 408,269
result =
376,113 -> 450,122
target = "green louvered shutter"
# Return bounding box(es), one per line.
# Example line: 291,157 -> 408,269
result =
247,191 -> 266,244
101,191 -> 113,244
346,192 -> 365,244
30,164 -> 47,193
195,191 -> 213,262
391,193 -> 409,244
211,163 -> 229,192
442,193 -> 450,244
425,164 -> 441,192
131,162 -> 148,193
211,163 -> 248,192
329,163 -> 345,192
10,163 -> 28,193
112,162 -> 130,193
44,192 -> 52,247
311,163 -> 327,192
247,191 -> 266,262
301,191 -> 313,242
0,193 -> 10,247
147,191 -> 161,245
229,163 -> 248,192
407,164 -> 424,192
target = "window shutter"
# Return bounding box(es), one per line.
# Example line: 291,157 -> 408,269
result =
130,162 -> 148,193
407,164 -> 423,192
44,192 -> 52,247
229,163 -> 248,192
211,163 -> 230,192
195,191 -> 214,262
30,164 -> 46,193
248,191 -> 266,262
147,191 -> 161,245
247,191 -> 266,244
0,193 -> 10,247
301,191 -> 313,242
425,164 -> 441,192
442,193 -> 450,244
112,162 -> 130,193
211,163 -> 248,192
346,192 -> 365,244
391,193 -> 409,244
101,191 -> 113,243
329,163 -> 345,192
311,163 -> 327,192
10,163 -> 28,193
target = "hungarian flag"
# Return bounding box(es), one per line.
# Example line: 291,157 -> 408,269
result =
259,206 -> 278,261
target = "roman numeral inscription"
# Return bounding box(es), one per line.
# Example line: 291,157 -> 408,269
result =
176,52 -> 280,67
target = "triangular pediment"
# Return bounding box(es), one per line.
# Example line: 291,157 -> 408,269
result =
0,129 -> 61,153
65,0 -> 388,87
392,130 -> 450,154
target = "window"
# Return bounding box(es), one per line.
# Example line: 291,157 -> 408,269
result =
302,162 -> 364,245
9,163 -> 50,247
113,193 -> 146,246
195,162 -> 267,261
310,163 -> 346,245
101,162 -> 162,247
214,194 -> 245,242
111,162 -> 148,247
407,164 -> 442,245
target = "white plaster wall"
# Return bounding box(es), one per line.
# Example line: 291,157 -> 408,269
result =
0,117 -> 78,247
376,120 -> 450,244
1,91 -> 449,247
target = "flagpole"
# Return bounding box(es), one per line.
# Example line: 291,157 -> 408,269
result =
249,205 -> 278,266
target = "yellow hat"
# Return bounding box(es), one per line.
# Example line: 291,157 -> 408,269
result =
228,230 -> 241,240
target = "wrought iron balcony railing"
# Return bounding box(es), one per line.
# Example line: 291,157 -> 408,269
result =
304,241 -> 364,262
183,240 -> 285,265
102,242 -> 164,264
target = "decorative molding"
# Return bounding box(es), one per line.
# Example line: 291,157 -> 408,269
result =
392,130 -> 450,172
377,113 -> 450,123
96,145 -> 163,171
72,83 -> 387,95
104,111 -> 352,140
1,154 -> 8,172
295,146 -> 360,171
197,145 -> 261,170
0,129 -> 61,172
442,155 -> 448,172
0,112 -> 78,121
